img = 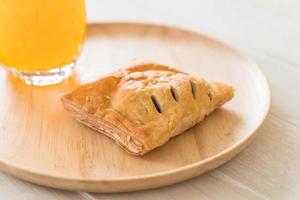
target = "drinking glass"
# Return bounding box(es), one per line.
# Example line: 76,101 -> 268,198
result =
0,0 -> 86,86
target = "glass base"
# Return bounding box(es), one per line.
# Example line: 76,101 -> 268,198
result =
6,62 -> 75,86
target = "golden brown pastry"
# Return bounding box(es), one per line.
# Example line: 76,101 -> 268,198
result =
61,64 -> 234,156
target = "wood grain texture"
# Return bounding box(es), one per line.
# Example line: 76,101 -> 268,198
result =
0,173 -> 86,200
87,0 -> 300,66
94,171 -> 268,200
219,115 -> 300,199
0,23 -> 270,192
1,0 -> 299,199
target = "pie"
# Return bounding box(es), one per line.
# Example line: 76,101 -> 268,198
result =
61,63 -> 234,156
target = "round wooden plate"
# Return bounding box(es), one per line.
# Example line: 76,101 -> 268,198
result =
0,23 -> 270,192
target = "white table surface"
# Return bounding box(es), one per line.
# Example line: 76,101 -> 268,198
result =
1,0 -> 300,199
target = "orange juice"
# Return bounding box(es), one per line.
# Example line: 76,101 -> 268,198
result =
0,0 -> 86,85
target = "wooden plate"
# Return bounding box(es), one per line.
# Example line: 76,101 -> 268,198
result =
0,23 -> 270,192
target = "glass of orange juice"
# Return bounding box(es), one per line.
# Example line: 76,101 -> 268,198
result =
0,0 -> 86,86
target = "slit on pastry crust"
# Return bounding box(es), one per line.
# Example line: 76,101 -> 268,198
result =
61,63 -> 234,156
